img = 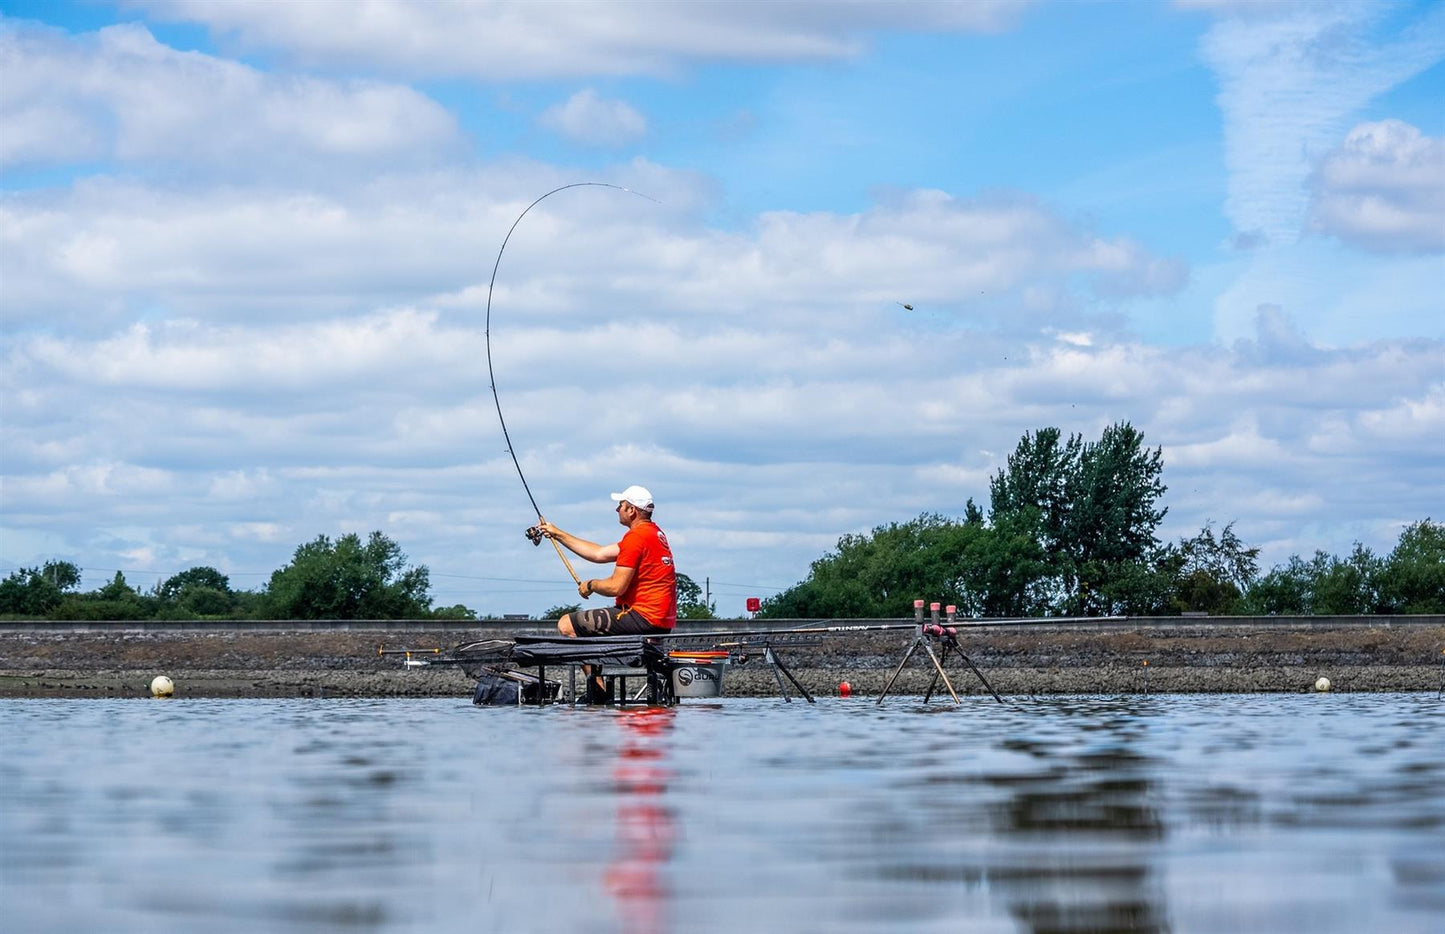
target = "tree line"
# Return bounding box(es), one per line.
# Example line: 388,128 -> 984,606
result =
0,532 -> 453,622
757,423 -> 1443,618
0,531 -> 718,622
4,423 -> 1440,621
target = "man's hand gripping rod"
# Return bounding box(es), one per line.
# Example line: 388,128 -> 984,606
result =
525,522 -> 581,586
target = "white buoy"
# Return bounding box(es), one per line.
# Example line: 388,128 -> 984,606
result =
150,675 -> 175,698
1314,676 -> 1331,693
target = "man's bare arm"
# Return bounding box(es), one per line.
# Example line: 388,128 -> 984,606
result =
583,564 -> 637,599
538,520 -> 620,564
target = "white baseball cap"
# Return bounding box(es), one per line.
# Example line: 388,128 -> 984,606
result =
610,485 -> 654,508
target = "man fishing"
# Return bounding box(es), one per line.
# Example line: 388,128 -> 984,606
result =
539,483 -> 678,639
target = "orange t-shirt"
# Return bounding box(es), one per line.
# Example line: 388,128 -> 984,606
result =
615,521 -> 677,629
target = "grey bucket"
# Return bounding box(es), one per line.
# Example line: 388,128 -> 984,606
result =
670,658 -> 727,697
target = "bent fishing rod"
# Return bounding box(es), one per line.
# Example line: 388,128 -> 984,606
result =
484,182 -> 659,585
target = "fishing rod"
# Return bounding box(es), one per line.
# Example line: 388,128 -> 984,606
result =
484,182 -> 659,585
507,615 -> 1127,645
510,622 -> 919,644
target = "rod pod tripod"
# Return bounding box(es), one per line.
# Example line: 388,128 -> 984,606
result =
876,600 -> 1004,706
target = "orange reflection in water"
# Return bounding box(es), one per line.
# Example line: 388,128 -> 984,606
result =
604,707 -> 678,934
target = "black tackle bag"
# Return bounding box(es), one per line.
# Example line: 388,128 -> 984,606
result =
471,667 -> 559,706
472,669 -> 523,705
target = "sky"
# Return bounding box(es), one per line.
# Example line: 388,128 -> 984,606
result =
2,0 -> 1442,618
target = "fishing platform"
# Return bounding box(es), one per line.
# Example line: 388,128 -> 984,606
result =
381,601 -> 1019,708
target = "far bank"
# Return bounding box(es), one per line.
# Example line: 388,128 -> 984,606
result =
2,616 -> 1440,699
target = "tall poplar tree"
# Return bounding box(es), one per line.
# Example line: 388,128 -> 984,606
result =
988,421 -> 1169,614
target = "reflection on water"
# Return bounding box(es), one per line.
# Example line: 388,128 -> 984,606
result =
2,694 -> 1443,933
984,741 -> 1169,933
605,709 -> 676,934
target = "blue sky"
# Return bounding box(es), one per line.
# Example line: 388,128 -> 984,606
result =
2,0 -> 1442,615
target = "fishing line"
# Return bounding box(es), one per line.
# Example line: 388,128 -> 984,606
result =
483,182 -> 659,581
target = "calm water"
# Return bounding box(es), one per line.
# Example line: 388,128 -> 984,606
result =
2,694 -> 1442,934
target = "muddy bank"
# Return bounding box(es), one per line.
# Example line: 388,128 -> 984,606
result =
1,622 -> 1441,698
3,665 -> 1438,700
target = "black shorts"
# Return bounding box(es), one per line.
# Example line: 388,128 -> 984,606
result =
571,605 -> 671,637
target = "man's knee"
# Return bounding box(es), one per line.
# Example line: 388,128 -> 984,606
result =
558,614 -> 576,637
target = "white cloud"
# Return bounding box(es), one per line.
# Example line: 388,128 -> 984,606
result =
19,310 -> 459,392
1191,3 -> 1445,341
1195,3 -> 1445,248
0,148 -> 1216,613
122,0 -> 1029,79
5,285 -> 1442,612
3,4 -> 1437,613
0,19 -> 458,172
1358,382 -> 1445,442
539,89 -> 647,146
0,173 -> 1181,332
1308,120 -> 1445,254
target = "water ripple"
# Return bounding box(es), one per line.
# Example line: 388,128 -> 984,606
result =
2,694 -> 1442,933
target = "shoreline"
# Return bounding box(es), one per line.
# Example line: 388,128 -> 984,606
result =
2,664 -> 1441,699
3,620 -> 1441,698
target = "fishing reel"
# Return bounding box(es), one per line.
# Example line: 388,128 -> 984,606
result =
524,525 -> 545,546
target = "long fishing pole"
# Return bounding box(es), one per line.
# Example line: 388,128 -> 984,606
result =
510,615 -> 1127,643
484,182 -> 658,584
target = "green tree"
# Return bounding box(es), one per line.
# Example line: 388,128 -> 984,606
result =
45,560 -> 82,591
1378,519 -> 1445,613
154,566 -> 236,619
759,512 -> 994,618
1064,423 -> 1169,614
431,604 -> 479,620
229,590 -> 268,619
264,532 -> 432,619
51,571 -> 156,621
763,420 -> 1171,621
1245,545 -> 1386,616
968,523 -> 1054,617
988,427 -> 1074,568
677,573 -> 716,620
180,587 -> 233,617
540,603 -> 581,620
1170,521 -> 1260,615
97,570 -> 135,601
0,560 -> 81,616
159,567 -> 231,601
988,422 -> 1168,615
1245,554 -> 1315,615
757,579 -> 829,619
1312,543 -> 1385,614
